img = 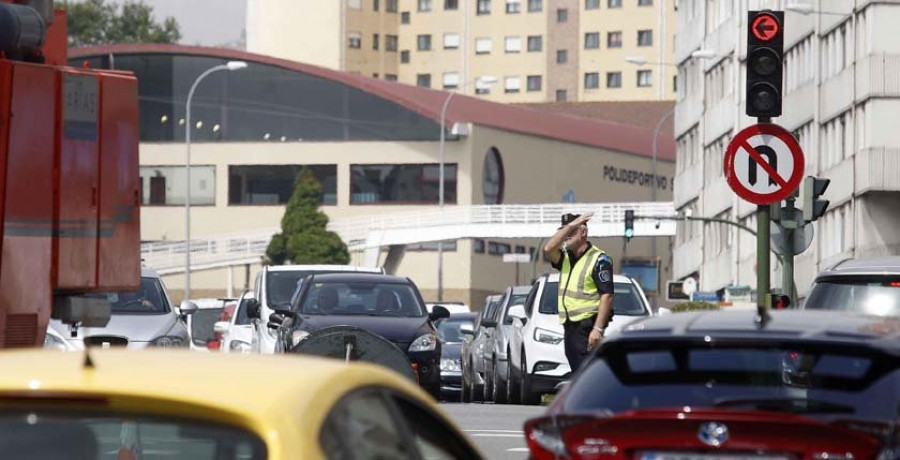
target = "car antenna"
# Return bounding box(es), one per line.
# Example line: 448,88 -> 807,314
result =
83,347 -> 95,369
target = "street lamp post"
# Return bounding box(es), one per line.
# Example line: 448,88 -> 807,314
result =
184,60 -> 247,302
436,75 -> 497,301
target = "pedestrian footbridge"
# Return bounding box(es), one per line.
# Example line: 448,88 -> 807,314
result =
141,202 -> 678,275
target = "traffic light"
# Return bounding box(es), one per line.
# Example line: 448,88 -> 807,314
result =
766,293 -> 791,310
624,210 -> 634,241
802,176 -> 830,222
746,10 -> 784,118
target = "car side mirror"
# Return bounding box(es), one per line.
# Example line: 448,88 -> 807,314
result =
179,300 -> 198,316
213,321 -> 230,335
429,305 -> 450,322
460,323 -> 474,337
657,307 -> 672,316
267,312 -> 285,330
245,298 -> 260,319
507,304 -> 527,325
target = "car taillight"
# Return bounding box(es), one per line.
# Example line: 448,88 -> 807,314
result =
207,341 -> 221,351
525,415 -> 611,460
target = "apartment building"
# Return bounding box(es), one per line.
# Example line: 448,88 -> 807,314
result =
246,0 -> 677,102
673,0 -> 900,299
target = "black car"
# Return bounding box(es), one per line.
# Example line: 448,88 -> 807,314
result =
435,312 -> 478,400
272,273 -> 449,397
525,309 -> 900,459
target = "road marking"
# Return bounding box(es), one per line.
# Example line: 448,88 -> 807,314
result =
469,434 -> 524,438
507,448 -> 530,452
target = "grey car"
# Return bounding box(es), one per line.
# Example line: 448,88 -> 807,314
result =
48,267 -> 193,349
805,256 -> 900,316
461,294 -> 501,402
482,285 -> 531,403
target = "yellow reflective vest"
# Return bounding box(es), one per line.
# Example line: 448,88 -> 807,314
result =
558,245 -> 606,324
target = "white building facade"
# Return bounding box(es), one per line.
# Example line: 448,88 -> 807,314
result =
674,0 -> 900,299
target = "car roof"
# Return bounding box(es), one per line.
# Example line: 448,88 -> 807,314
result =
266,264 -> 383,273
141,266 -> 161,278
817,256 -> 900,278
508,285 -> 532,295
448,312 -> 478,320
487,295 -> 502,301
543,272 -> 635,284
607,309 -> 900,352
306,273 -> 412,284
0,349 -> 443,454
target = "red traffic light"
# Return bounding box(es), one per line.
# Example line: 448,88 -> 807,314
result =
751,14 -> 780,42
767,294 -> 791,310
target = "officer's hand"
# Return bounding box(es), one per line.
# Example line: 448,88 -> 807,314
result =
588,329 -> 603,349
576,211 -> 595,225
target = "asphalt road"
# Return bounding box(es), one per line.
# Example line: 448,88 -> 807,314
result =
440,402 -> 545,460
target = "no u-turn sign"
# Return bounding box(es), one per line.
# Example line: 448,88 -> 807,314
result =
724,124 -> 804,205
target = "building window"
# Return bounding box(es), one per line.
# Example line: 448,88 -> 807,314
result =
443,72 -> 460,89
416,73 -> 431,87
418,0 -> 432,11
477,0 -> 491,15
350,164 -> 457,204
505,36 -> 522,53
584,72 -> 599,89
556,8 -> 567,22
527,35 -> 542,52
607,71 -> 622,88
555,89 -> 567,101
385,74 -> 398,81
401,11 -> 410,23
475,78 -> 492,94
607,0 -> 620,6
504,76 -> 521,93
348,32 -> 362,49
473,239 -> 485,254
673,75 -> 677,92
348,0 -> 362,9
638,0 -> 652,5
401,50 -> 410,63
417,34 -> 432,51
527,75 -> 542,91
608,31 -> 622,48
445,0 -> 458,9
407,241 -> 457,252
373,33 -> 380,50
373,73 -> 379,78
374,0 -> 380,10
488,242 -> 511,255
638,29 -> 653,47
475,37 -> 492,55
506,0 -> 521,13
585,0 -> 599,9
386,34 -> 398,51
528,0 -> 542,12
584,32 -> 600,49
556,49 -> 567,63
228,165 -> 336,206
444,33 -> 460,49
387,0 -> 398,11
140,165 -> 215,206
637,69 -> 652,87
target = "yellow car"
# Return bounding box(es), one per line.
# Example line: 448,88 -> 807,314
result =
0,349 -> 483,459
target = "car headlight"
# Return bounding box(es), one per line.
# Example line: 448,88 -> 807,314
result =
291,330 -> 310,347
229,340 -> 252,354
441,358 -> 461,372
534,328 -> 564,345
150,336 -> 187,348
43,331 -> 72,351
408,334 -> 437,352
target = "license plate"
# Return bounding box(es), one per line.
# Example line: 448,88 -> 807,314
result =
639,452 -> 790,460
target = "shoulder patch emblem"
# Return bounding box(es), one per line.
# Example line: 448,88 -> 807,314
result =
599,270 -> 612,282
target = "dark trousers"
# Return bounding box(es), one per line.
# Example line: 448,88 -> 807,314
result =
563,316 -> 596,373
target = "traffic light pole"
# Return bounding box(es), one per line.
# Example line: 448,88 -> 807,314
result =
756,116 -> 772,319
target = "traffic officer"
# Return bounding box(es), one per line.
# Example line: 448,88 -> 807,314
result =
543,212 -> 614,371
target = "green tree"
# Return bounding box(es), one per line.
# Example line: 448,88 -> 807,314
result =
59,0 -> 181,47
266,169 -> 350,265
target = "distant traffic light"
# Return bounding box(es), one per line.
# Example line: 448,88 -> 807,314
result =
624,210 -> 634,241
766,293 -> 791,310
802,176 -> 830,223
746,10 -> 784,118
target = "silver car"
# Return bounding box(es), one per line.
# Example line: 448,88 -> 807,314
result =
483,285 -> 531,403
805,256 -> 900,316
48,267 -> 193,349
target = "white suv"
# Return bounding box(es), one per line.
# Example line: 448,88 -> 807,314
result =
249,265 -> 385,354
505,272 -> 652,404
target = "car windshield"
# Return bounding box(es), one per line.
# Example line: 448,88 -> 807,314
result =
501,293 -> 530,324
87,277 -> 169,315
563,342 -> 899,426
191,308 -> 224,346
436,317 -> 474,343
265,270 -> 319,310
0,410 -> 266,459
299,282 -> 425,317
538,282 -> 647,315
482,298 -> 500,321
806,277 -> 900,316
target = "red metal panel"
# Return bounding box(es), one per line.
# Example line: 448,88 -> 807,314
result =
55,69 -> 99,290
97,72 -> 140,290
0,62 -> 57,346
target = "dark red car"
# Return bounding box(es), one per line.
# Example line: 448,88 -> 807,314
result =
525,310 -> 900,460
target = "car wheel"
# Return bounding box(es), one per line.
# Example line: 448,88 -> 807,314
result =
470,359 -> 483,402
506,351 -> 520,405
492,358 -> 507,404
482,363 -> 493,402
520,352 -> 541,405
461,371 -> 472,403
